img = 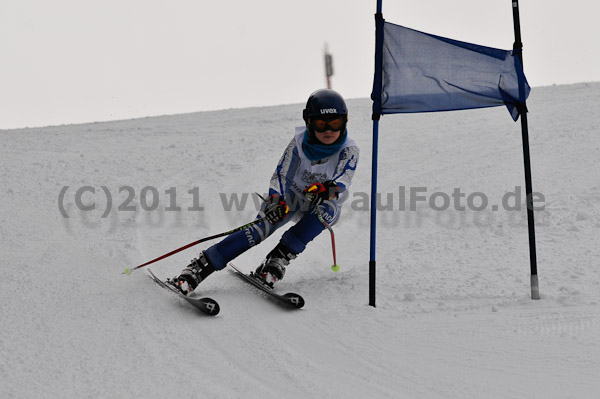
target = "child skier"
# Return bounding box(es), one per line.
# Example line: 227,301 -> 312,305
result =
168,89 -> 360,295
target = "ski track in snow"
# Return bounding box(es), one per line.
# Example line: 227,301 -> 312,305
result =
1,83 -> 600,398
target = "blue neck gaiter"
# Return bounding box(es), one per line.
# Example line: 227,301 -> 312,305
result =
302,128 -> 347,161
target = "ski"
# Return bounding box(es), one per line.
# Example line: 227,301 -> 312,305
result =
147,268 -> 220,316
229,263 -> 305,309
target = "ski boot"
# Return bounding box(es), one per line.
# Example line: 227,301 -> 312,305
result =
168,252 -> 216,295
255,243 -> 297,287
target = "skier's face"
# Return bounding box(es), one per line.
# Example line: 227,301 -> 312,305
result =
309,116 -> 345,145
314,129 -> 341,145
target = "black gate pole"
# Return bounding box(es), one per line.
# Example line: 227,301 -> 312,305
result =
512,0 -> 540,300
369,0 -> 384,308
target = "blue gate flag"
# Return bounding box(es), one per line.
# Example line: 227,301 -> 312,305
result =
372,21 -> 530,121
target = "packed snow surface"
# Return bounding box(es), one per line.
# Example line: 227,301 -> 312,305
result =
1,82 -> 599,398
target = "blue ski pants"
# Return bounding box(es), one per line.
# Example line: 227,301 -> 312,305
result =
204,197 -> 341,270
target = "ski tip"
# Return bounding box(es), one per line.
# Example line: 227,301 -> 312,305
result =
123,267 -> 131,276
202,298 -> 221,316
282,293 -> 305,309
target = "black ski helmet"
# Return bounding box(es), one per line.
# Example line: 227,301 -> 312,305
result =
302,89 -> 348,143
303,89 -> 348,123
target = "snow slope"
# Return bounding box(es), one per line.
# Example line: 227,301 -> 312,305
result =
1,82 -> 599,399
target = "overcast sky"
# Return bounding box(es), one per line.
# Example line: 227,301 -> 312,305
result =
2,0 -> 599,129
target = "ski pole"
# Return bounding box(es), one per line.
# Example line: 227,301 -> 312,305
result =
315,205 -> 340,272
123,217 -> 267,275
260,189 -> 339,272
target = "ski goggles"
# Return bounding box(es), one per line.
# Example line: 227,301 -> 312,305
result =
309,116 -> 346,133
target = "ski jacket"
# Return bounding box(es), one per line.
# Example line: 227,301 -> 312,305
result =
269,127 -> 359,205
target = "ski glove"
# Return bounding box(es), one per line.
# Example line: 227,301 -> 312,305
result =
264,194 -> 289,224
303,180 -> 340,206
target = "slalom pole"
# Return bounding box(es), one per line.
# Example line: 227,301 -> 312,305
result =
369,4 -> 385,308
315,205 -> 340,272
123,217 -> 267,275
512,0 -> 540,300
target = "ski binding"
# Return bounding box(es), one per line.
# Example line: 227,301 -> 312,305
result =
147,268 -> 220,316
229,263 -> 305,309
